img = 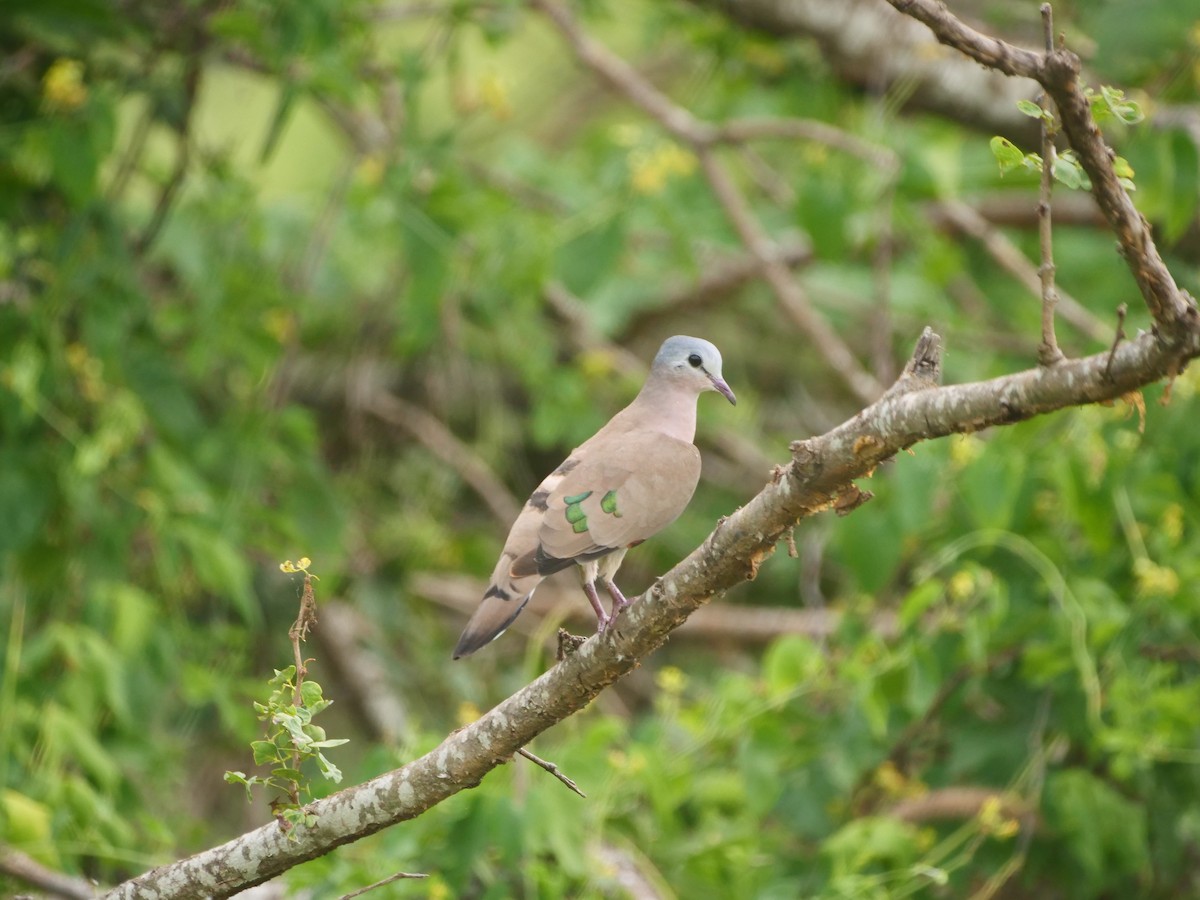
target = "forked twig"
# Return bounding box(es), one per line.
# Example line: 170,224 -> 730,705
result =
1035,4 -> 1064,365
517,747 -> 587,798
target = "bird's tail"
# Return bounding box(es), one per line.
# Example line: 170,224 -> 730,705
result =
452,575 -> 539,658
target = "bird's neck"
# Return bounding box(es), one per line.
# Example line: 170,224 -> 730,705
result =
624,379 -> 699,443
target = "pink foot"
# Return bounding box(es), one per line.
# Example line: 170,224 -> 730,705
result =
603,579 -> 632,618
582,581 -> 611,632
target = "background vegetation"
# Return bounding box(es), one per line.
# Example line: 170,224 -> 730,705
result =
2,0 -> 1199,896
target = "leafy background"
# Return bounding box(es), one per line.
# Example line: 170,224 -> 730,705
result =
1,0 -> 1199,896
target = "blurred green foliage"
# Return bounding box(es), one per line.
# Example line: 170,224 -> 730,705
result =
1,0 -> 1199,897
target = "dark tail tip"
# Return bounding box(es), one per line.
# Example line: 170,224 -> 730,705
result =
452,594 -> 530,659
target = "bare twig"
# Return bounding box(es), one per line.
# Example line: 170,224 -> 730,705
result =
716,117 -> 899,174
618,239 -> 813,339
1035,5 -> 1064,366
0,845 -> 96,900
337,871 -> 428,899
290,159 -> 359,294
134,56 -> 202,254
1105,303 -> 1128,379
516,747 -> 587,798
889,786 -> 1033,827
289,574 -> 319,700
932,201 -> 1110,343
106,101 -> 154,204
366,392 -> 521,527
695,147 -> 883,403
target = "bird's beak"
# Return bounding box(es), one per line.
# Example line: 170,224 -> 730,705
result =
709,375 -> 737,406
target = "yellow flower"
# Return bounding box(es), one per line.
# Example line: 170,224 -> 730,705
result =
43,59 -> 87,112
949,434 -> 983,468
629,142 -> 696,195
479,73 -> 511,121
1160,504 -> 1184,545
65,342 -> 106,402
356,154 -> 385,187
978,794 -> 1020,840
874,760 -> 908,797
1133,557 -> 1179,599
457,701 -> 481,726
947,569 -> 976,602
656,665 -> 687,695
262,308 -> 296,344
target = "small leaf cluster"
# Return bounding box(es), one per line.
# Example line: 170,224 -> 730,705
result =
993,87 -> 1142,190
225,667 -> 348,831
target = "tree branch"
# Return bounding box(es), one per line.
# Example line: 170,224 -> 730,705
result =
0,845 -> 95,900
884,0 -> 1198,338
693,0 -> 1042,144
103,318 -> 1200,898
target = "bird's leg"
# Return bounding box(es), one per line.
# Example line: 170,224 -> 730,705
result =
581,580 -> 612,633
601,578 -> 632,618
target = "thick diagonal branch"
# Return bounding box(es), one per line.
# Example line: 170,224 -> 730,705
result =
104,318 -> 1200,899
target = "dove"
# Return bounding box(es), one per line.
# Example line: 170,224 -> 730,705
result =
453,335 -> 736,658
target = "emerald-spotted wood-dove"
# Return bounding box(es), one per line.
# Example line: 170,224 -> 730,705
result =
453,335 -> 735,658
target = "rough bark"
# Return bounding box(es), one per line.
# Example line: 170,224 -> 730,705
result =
103,320 -> 1199,899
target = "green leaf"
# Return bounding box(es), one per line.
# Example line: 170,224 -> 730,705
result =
315,753 -> 343,783
1163,129 -> 1199,241
310,738 -> 350,749
1046,769 -> 1149,889
1015,99 -> 1048,120
556,214 -> 626,296
1052,153 -> 1091,191
299,680 -> 324,707
989,136 -> 1026,174
899,579 -> 944,629
174,522 -> 259,625
1101,85 -> 1144,125
763,635 -> 824,697
251,741 -> 280,766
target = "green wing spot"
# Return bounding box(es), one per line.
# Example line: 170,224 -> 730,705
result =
601,490 -> 621,517
564,491 -> 592,534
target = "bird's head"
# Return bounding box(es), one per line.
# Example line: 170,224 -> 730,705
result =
652,335 -> 737,405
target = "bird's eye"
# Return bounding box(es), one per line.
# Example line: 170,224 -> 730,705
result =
687,353 -> 702,368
